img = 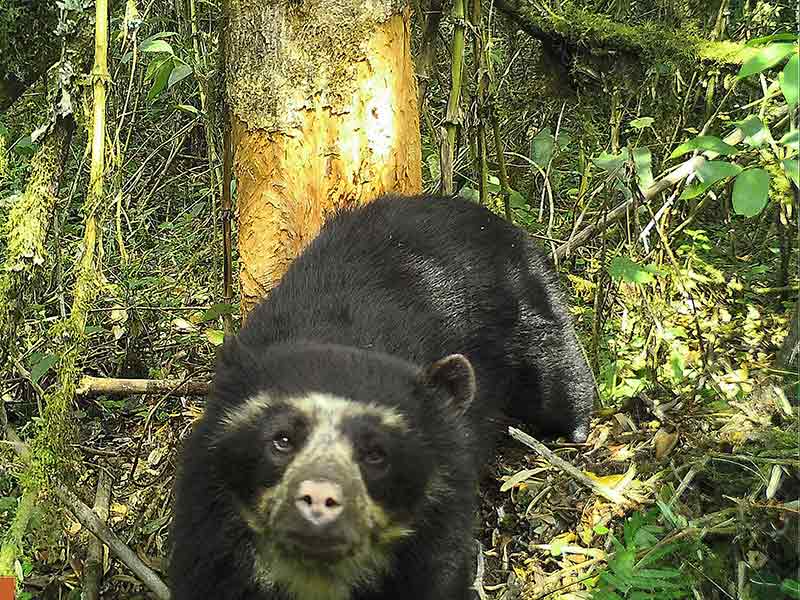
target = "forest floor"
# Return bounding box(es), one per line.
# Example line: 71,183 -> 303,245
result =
45,304 -> 797,600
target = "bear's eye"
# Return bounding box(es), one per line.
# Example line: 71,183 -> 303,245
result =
363,446 -> 387,466
272,433 -> 294,454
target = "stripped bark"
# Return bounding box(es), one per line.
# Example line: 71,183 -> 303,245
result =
226,0 -> 422,313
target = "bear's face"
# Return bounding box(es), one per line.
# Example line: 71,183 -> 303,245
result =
205,342 -> 476,597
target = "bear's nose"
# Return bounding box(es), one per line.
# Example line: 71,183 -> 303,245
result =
294,480 -> 344,527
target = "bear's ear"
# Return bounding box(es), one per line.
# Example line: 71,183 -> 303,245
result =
420,354 -> 476,417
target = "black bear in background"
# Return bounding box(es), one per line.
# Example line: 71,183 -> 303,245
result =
169,194 -> 595,600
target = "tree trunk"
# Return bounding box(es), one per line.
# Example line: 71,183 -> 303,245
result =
225,0 -> 422,313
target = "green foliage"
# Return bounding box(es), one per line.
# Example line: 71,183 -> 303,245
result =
782,53 -> 799,107
732,167 -> 771,216
680,160 -> 742,199
140,33 -> 194,101
737,42 -> 797,79
669,135 -> 738,159
608,256 -> 658,285
591,510 -> 695,599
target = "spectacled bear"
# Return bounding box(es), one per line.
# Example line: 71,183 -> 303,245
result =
169,194 -> 594,600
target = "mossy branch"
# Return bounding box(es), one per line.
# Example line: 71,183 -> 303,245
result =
0,119 -> 74,367
493,0 -> 759,69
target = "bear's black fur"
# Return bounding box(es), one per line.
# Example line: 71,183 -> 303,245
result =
170,194 -> 594,600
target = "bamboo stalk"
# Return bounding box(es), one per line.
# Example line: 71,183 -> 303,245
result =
490,106 -> 512,221
471,0 -> 488,204
441,0 -> 466,195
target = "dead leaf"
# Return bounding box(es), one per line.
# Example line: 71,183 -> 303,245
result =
653,428 -> 679,460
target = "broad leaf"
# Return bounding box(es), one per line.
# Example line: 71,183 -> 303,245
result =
29,353 -> 58,385
205,329 -> 225,346
670,136 -> 737,159
168,63 -> 193,88
680,160 -> 742,199
509,190 -> 526,209
458,186 -> 479,203
781,579 -> 800,600
530,128 -> 554,167
145,56 -> 169,81
737,43 -> 796,79
140,39 -> 174,54
629,117 -> 654,130
732,168 -> 770,217
734,115 -> 770,147
593,148 -> 629,172
783,52 -> 799,107
783,159 -> 799,189
633,147 -> 653,191
200,303 -> 236,322
608,256 -> 657,285
148,59 -> 174,100
780,129 -> 799,153
141,31 -> 177,43
746,33 -> 800,47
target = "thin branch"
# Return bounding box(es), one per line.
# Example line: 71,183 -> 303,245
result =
82,471 -> 112,600
4,428 -> 171,600
508,427 -> 626,504
76,376 -> 210,397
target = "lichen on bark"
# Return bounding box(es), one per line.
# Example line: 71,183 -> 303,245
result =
225,0 -> 406,131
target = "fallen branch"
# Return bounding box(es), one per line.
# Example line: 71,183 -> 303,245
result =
4,428 -> 171,600
77,376 -> 210,397
82,471 -> 111,600
508,426 -> 626,505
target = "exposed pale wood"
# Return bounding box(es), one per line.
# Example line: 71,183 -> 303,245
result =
76,376 -> 210,397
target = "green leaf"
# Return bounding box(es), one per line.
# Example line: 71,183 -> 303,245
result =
593,148 -> 629,172
509,190 -> 526,209
783,159 -> 799,189
780,129 -> 800,152
200,303 -> 236,322
140,39 -> 174,54
669,349 -> 685,380
781,579 -> 800,599
176,104 -> 201,116
669,135 -> 737,159
12,135 -> 37,157
732,168 -> 770,217
29,353 -> 58,384
680,160 -> 742,199
737,43 -> 796,79
147,58 -> 174,101
458,186 -> 479,203
633,147 -> 653,191
145,56 -> 169,81
629,117 -> 654,130
734,115 -> 770,147
205,329 -> 225,346
141,31 -> 177,43
746,33 -> 800,47
608,256 -> 657,285
530,128 -> 554,168
168,63 -> 193,88
783,53 -> 799,107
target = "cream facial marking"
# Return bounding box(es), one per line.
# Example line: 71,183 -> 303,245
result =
219,391 -> 408,435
